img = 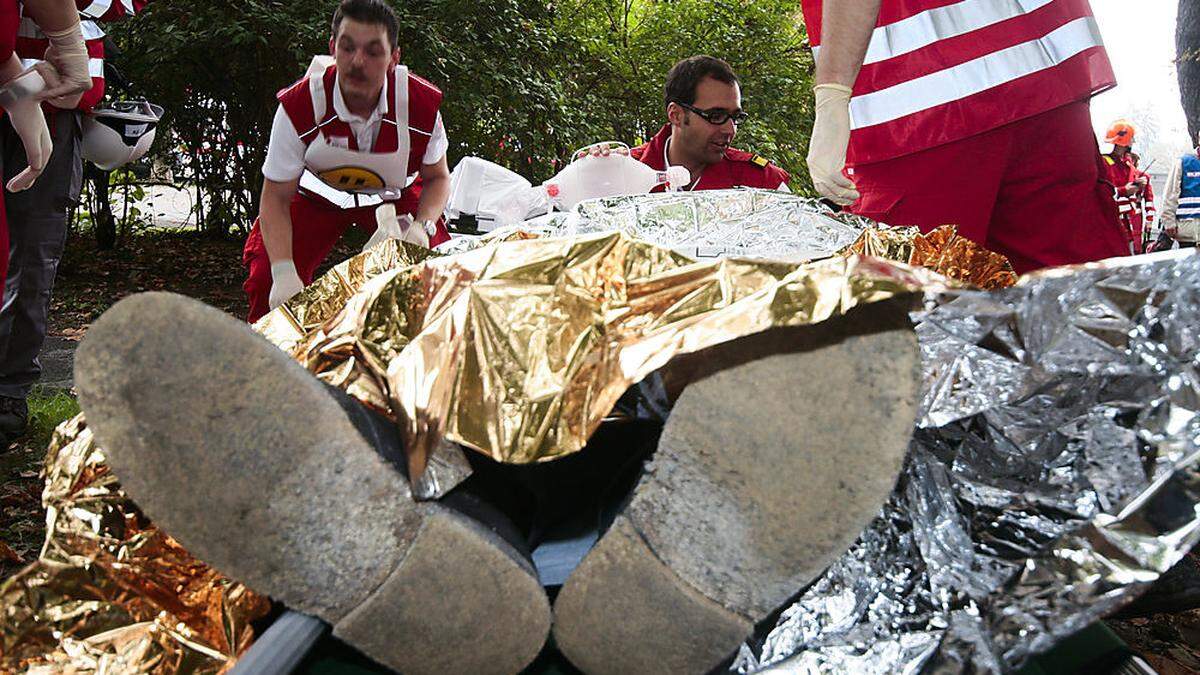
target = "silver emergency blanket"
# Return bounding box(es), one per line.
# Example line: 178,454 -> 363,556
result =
739,249 -> 1200,673
547,188 -> 867,260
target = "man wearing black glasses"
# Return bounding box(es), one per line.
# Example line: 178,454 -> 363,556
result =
631,55 -> 789,192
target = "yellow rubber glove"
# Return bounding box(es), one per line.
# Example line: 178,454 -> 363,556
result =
806,83 -> 860,206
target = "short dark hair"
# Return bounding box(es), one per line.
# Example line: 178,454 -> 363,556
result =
664,56 -> 738,109
332,0 -> 399,50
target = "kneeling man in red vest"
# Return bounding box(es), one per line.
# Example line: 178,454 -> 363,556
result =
243,0 -> 451,322
631,56 -> 790,192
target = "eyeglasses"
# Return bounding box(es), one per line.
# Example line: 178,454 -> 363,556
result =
674,101 -> 748,126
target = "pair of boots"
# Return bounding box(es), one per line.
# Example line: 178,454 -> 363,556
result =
75,293 -> 921,674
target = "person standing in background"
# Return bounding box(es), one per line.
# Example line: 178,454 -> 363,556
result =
802,0 -> 1129,273
1101,121 -> 1153,253
1154,132 -> 1200,250
0,0 -> 148,444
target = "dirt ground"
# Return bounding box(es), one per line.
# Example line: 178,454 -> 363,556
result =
0,229 -> 360,580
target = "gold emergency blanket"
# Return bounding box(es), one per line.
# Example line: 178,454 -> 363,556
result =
272,231 -> 966,479
0,216 -> 1013,672
845,224 -> 1017,290
0,416 -> 270,673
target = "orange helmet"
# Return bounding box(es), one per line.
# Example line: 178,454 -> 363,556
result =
1105,120 -> 1136,147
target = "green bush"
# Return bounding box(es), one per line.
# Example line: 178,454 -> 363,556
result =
105,0 -> 815,236
552,0 -> 814,187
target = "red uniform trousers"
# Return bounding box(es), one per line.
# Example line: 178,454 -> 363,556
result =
242,189 -> 449,323
848,101 -> 1128,274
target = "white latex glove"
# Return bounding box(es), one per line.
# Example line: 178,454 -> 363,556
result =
806,83 -> 859,205
363,204 -> 415,251
268,260 -> 304,310
5,96 -> 51,192
405,220 -> 432,248
38,22 -> 91,107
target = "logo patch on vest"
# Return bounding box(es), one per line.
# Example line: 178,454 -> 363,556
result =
317,166 -> 386,190
751,155 -> 769,168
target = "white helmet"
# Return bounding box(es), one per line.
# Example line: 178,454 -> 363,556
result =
81,100 -> 163,171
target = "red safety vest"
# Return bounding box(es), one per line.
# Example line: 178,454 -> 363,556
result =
800,0 -> 1115,166
277,64 -> 442,192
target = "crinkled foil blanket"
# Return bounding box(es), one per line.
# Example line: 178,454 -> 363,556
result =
0,239 -> 440,673
0,416 -> 270,673
258,190 -> 1009,484
739,249 -> 1200,673
6,188 -> 1193,674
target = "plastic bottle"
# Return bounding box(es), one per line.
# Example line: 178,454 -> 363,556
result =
542,142 -> 691,210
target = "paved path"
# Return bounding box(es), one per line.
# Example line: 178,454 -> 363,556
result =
109,184 -> 198,230
38,336 -> 77,391
34,184 -> 197,394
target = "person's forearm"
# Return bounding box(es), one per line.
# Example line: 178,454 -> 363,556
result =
814,0 -> 883,86
259,186 -> 295,264
21,0 -> 81,33
414,174 -> 450,223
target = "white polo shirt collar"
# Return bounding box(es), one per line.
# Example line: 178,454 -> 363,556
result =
331,72 -> 390,148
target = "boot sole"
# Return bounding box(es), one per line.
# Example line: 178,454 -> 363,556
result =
553,297 -> 920,674
75,292 -> 550,675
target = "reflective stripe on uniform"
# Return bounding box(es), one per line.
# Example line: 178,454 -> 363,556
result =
849,17 -> 1103,129
81,0 -> 113,18
18,16 -> 105,39
1178,196 -> 1200,219
19,57 -> 104,78
814,0 -> 1057,66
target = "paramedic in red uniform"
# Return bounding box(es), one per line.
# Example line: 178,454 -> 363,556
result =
1100,120 -> 1152,253
631,56 -> 790,191
0,0 -> 93,287
802,0 -> 1128,274
243,0 -> 451,322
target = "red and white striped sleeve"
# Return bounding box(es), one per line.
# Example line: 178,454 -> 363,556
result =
77,0 -> 150,22
15,0 -> 149,111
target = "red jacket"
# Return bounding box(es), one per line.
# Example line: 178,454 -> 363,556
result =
16,0 -> 150,112
1103,153 -> 1155,237
631,124 -> 789,191
800,0 -> 1114,166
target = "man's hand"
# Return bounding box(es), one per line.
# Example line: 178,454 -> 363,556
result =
363,204 -> 430,251
37,23 -> 91,107
405,219 -> 432,248
1123,178 -> 1148,197
268,260 -> 304,310
5,96 -> 52,192
806,83 -> 859,205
